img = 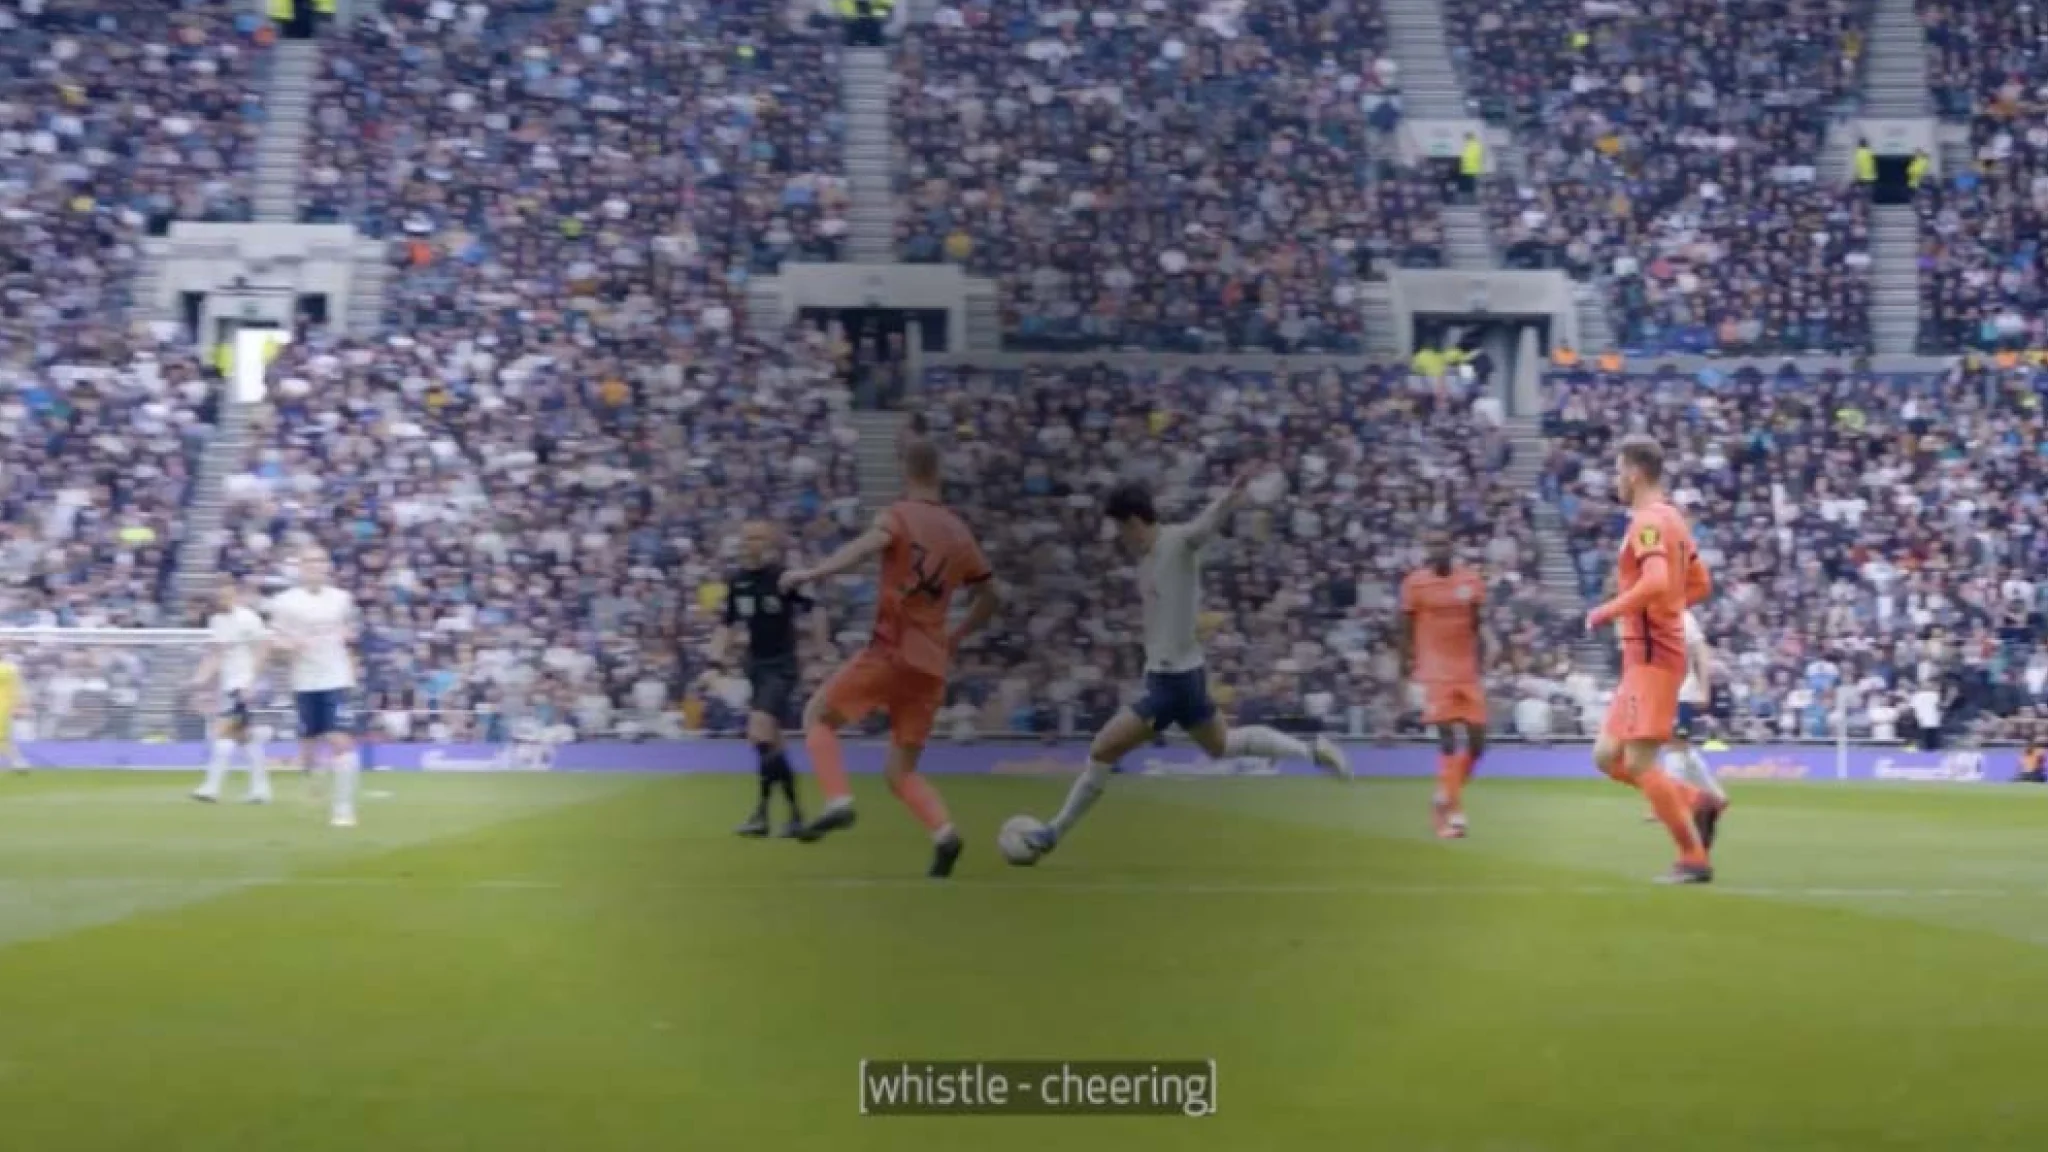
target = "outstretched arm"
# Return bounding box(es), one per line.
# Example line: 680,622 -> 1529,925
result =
1184,469 -> 1255,547
783,513 -> 894,590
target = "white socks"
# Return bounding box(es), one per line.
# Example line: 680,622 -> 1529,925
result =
198,739 -> 270,800
1223,725 -> 1312,763
1049,760 -> 1113,839
330,748 -> 360,823
1665,747 -> 1726,802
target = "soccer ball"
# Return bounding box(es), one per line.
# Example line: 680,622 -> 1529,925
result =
997,815 -> 1049,866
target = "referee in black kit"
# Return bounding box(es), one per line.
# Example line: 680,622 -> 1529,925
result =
721,521 -> 829,837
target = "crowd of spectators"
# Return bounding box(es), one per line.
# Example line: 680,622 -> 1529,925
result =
216,322 -> 861,743
1,0 -> 265,368
908,362 -> 1560,737
1451,0 -> 1874,356
894,0 -> 1436,352
301,0 -> 847,273
1914,3 -> 2048,353
1541,359 -> 2048,746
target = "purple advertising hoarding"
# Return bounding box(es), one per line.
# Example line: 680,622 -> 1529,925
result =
17,741 -> 2012,783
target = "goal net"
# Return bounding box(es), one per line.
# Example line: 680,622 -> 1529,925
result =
0,627 -> 257,751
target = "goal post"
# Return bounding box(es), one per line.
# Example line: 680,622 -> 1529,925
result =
0,627 -> 230,751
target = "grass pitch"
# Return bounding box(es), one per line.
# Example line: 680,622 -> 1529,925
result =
3,769 -> 2048,1150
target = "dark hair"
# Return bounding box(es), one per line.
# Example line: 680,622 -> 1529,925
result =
1616,434 -> 1665,483
1104,480 -> 1157,525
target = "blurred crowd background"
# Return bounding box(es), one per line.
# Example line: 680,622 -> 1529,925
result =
4,0 -> 2047,748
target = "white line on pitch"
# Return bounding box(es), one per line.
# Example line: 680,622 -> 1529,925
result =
0,876 -> 2040,900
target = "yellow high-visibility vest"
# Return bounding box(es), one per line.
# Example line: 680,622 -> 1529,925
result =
315,0 -> 336,13
1853,146 -> 1876,183
268,0 -> 293,20
1907,154 -> 1929,188
837,0 -> 858,16
1460,139 -> 1483,177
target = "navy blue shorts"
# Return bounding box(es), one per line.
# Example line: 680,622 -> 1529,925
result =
1675,701 -> 1702,741
296,689 -> 352,739
1132,669 -> 1218,734
220,690 -> 252,737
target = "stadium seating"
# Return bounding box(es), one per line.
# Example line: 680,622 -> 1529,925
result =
1542,361 -> 2048,744
894,0 -> 1436,351
1450,0 -> 1874,355
0,0 -> 262,365
1915,3 -> 2048,352
911,363 -> 1561,735
301,0 -> 847,271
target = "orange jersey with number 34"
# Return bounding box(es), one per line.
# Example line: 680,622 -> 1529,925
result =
870,499 -> 993,679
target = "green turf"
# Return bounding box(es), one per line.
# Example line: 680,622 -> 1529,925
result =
4,770 -> 2048,1150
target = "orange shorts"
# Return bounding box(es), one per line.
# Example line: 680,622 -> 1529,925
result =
1602,664 -> 1683,743
1421,682 -> 1487,727
818,648 -> 947,749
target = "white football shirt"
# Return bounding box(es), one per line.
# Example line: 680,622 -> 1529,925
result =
268,585 -> 357,692
1139,523 -> 1206,674
1679,611 -> 1709,705
208,605 -> 268,692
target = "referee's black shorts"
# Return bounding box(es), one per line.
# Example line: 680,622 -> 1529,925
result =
746,657 -> 802,728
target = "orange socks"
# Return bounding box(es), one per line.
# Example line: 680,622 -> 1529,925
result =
889,772 -> 953,836
1639,768 -> 1706,865
805,723 -> 851,804
1436,752 -> 1465,811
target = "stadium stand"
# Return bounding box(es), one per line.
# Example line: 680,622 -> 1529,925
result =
893,0 -> 1436,352
0,0 -> 262,365
911,362 -> 1564,736
13,0 -> 2048,752
1450,0 -> 1875,356
1542,360 -> 2048,745
1915,2 -> 2048,353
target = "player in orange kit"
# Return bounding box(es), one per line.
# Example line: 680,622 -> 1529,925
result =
779,439 -> 1001,878
1399,528 -> 1487,839
1584,435 -> 1725,884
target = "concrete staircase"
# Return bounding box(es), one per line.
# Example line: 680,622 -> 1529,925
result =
963,280 -> 1001,352
1862,0 -> 1930,117
129,240 -> 169,327
1870,204 -> 1920,355
346,242 -> 390,337
251,41 -> 322,223
849,409 -> 903,516
1442,204 -> 1495,271
1573,282 -> 1616,355
1503,416 -> 1610,674
1363,284 -> 1400,358
841,47 -> 895,264
1383,0 -> 1467,119
137,396 -> 259,733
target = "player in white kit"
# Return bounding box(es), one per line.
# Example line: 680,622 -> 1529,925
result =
1026,469 -> 1350,858
266,550 -> 363,827
190,581 -> 272,804
1644,608 -> 1726,821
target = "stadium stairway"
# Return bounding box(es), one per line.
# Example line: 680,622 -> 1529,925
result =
346,241 -> 389,337
1503,416 -> 1612,674
1871,205 -> 1921,355
1442,205 -> 1496,271
1572,282 -> 1615,357
252,40 -> 322,223
1383,0 -> 1468,119
137,396 -> 260,735
842,47 -> 895,264
1863,0 -> 1931,117
850,409 -> 904,517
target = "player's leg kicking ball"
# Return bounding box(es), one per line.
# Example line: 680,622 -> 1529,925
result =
1020,680 -> 1347,864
